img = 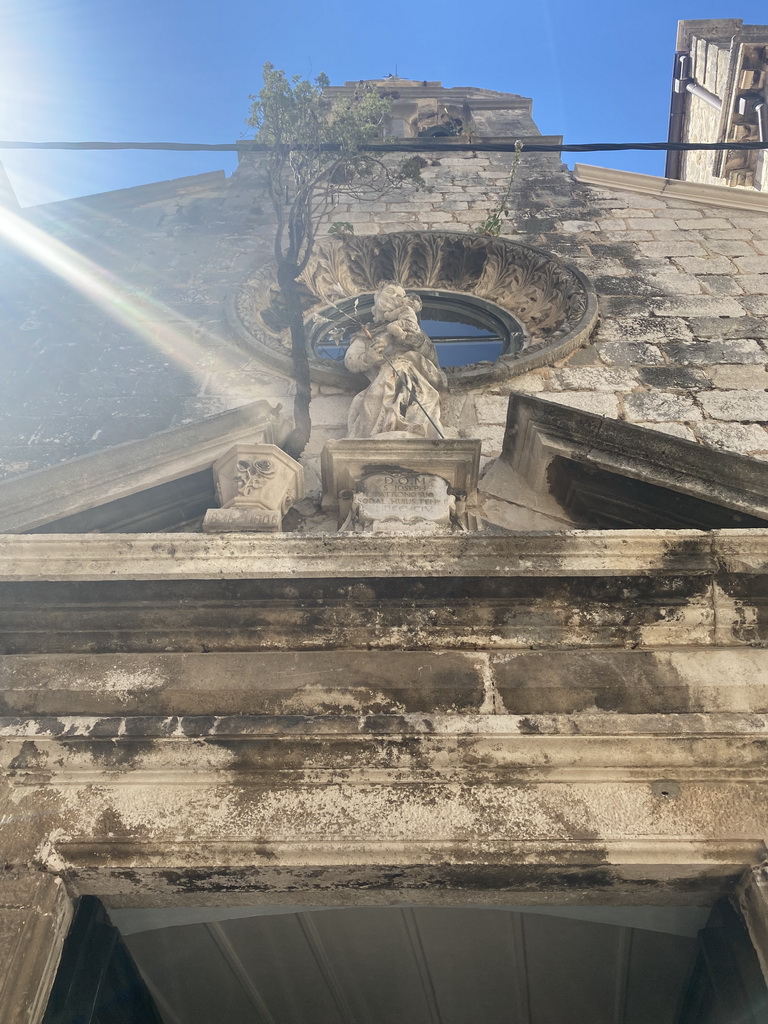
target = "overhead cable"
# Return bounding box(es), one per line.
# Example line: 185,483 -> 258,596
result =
0,140 -> 766,154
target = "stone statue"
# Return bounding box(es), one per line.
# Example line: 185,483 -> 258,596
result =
344,283 -> 447,439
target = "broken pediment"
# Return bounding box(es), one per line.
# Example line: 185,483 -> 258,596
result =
0,400 -> 290,534
481,393 -> 768,531
4,388 -> 768,537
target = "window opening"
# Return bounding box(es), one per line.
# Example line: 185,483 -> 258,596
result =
313,292 -> 521,369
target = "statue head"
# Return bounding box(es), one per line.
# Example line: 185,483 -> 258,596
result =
373,283 -> 422,325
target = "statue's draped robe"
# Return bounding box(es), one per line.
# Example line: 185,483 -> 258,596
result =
345,322 -> 447,439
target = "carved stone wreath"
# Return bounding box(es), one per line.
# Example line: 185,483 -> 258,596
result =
230,232 -> 598,389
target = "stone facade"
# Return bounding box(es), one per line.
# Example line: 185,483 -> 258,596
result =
1,82 -> 768,502
1,73 -> 768,1021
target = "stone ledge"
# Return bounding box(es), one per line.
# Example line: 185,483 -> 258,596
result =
0,529 -> 730,580
2,711 -> 767,739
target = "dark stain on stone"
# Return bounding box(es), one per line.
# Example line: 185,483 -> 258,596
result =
180,715 -> 216,737
0,574 -> 720,654
361,715 -> 409,734
95,807 -> 129,838
651,779 -> 681,799
89,718 -> 128,738
66,738 -> 158,769
8,740 -> 46,771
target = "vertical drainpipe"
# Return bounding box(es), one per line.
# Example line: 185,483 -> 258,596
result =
666,52 -> 691,180
757,101 -> 767,144
666,51 -> 723,180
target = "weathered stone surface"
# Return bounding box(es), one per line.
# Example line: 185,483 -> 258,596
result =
0,711 -> 765,905
320,437 -> 480,530
597,342 -> 664,366
707,365 -> 768,390
662,340 -> 765,365
0,651 -> 489,715
634,421 -> 697,441
741,295 -> 768,315
699,390 -> 768,421
652,296 -> 745,318
475,395 -> 515,424
738,276 -> 768,295
733,257 -> 768,274
699,275 -> 744,296
346,470 -> 458,535
638,367 -> 711,390
694,421 -> 768,453
202,507 -> 285,532
549,367 -> 639,392
637,240 -> 709,257
490,648 -> 768,714
675,256 -> 735,276
539,391 -> 619,417
623,393 -> 701,422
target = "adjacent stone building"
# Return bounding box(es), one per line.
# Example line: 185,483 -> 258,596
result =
1,45 -> 768,1024
667,18 -> 768,191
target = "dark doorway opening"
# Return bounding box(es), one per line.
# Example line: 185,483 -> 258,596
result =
43,899 -> 768,1023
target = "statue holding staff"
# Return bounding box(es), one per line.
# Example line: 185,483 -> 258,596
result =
344,283 -> 447,439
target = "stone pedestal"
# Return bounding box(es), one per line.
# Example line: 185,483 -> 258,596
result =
321,438 -> 481,533
203,444 -> 303,533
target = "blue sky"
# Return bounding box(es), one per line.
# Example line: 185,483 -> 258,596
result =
1,1 -> 766,206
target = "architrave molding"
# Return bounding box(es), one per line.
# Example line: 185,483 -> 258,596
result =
0,529 -> 758,581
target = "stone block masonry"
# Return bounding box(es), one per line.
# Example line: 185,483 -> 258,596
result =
2,110 -> 768,486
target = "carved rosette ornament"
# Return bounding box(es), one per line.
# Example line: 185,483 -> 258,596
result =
230,232 -> 598,389
203,444 -> 304,533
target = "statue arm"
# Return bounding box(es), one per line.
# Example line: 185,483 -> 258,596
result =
344,332 -> 384,374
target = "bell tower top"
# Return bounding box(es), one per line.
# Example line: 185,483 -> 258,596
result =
325,79 -> 541,138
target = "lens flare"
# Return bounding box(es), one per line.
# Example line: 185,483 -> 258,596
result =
0,202 -> 254,392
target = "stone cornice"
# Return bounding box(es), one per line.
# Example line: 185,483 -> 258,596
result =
573,163 -> 768,213
0,529 -> 761,581
28,170 -> 226,215
4,711 -> 766,741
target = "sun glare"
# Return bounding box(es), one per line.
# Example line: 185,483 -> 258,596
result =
0,203 -> 251,392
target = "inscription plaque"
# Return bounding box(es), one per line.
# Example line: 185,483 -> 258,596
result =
346,470 -> 456,534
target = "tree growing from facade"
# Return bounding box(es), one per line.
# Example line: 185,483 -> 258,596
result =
247,65 -> 422,459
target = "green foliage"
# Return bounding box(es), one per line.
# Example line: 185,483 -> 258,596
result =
398,155 -> 430,184
246,64 -> 423,460
247,65 -> 397,271
248,64 -> 389,159
247,64 -> 424,271
329,221 -> 355,236
476,139 -> 523,237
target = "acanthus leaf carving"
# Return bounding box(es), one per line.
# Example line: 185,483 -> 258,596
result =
231,231 -> 597,388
